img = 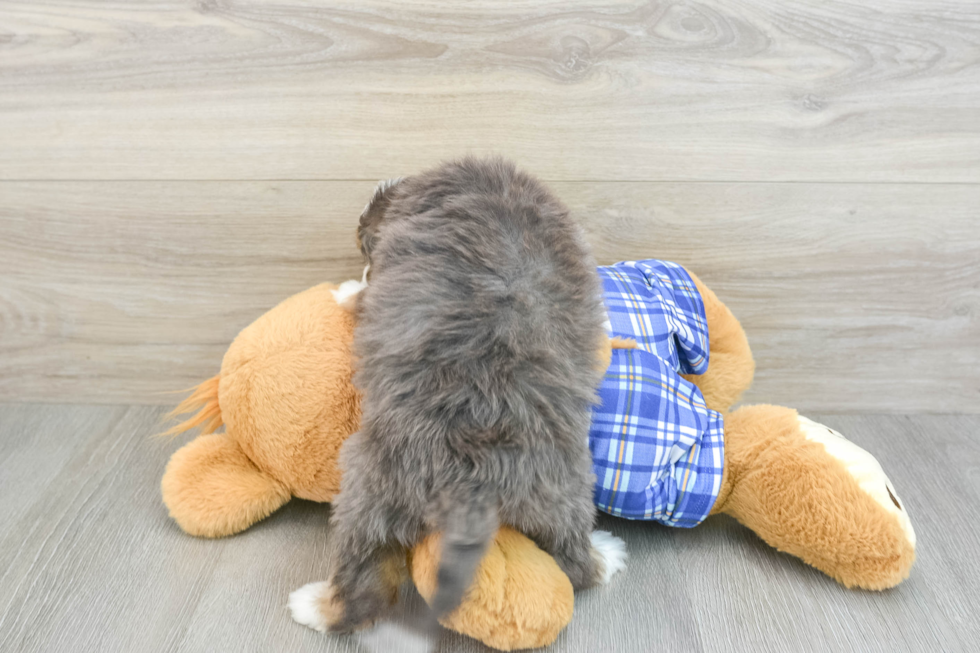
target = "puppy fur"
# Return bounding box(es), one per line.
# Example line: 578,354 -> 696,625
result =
310,157 -> 615,632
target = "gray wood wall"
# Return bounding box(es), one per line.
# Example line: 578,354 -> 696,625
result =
1,0 -> 978,412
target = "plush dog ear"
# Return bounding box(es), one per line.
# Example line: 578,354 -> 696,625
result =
357,178 -> 403,260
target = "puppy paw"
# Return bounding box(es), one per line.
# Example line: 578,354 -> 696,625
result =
288,581 -> 333,632
590,530 -> 627,584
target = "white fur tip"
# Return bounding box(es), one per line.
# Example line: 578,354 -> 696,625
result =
376,177 -> 402,194
591,530 -> 627,584
361,177 -> 403,216
288,581 -> 331,632
331,278 -> 367,308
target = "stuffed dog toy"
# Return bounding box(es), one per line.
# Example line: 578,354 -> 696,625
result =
161,260 -> 915,650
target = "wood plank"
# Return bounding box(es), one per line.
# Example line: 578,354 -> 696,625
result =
1,0 -> 978,181
683,414 -> 980,652
1,180 -> 976,412
574,181 -> 980,413
0,406 -> 224,653
0,404 -> 127,528
0,403 -> 700,653
2,406 -> 978,651
175,509 -> 705,652
0,180 -> 371,404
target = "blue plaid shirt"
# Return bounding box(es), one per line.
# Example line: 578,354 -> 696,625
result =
590,260 -> 724,527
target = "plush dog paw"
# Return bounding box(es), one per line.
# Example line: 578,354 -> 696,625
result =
591,530 -> 627,584
288,581 -> 333,632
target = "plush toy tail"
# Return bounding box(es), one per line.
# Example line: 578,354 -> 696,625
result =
159,375 -> 223,437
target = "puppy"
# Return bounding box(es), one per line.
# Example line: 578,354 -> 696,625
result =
290,157 -> 626,638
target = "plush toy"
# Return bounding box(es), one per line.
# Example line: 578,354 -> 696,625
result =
161,262 -> 915,651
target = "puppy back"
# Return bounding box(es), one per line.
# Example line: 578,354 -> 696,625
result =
355,157 -> 605,451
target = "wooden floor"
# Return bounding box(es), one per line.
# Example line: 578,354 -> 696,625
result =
0,404 -> 977,653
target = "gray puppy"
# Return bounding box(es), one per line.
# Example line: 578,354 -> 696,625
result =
290,157 -> 626,638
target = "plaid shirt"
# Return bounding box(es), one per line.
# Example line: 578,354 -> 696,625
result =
590,260 -> 725,527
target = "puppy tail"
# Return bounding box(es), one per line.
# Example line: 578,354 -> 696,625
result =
428,493 -> 499,629
357,496 -> 498,653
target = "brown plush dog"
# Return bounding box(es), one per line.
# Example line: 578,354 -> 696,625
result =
161,270 -> 915,650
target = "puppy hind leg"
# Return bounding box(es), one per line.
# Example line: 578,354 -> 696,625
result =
290,529 -> 405,633
290,487 -> 407,633
518,496 -> 626,590
588,530 -> 628,584
552,526 -> 627,589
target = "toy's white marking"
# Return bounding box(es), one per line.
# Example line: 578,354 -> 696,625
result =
288,581 -> 331,632
331,265 -> 369,308
797,415 -> 916,548
590,530 -> 627,584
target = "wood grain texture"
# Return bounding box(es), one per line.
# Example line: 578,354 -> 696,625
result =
680,414 -> 980,653
1,180 -> 977,412
0,405 -> 977,652
1,0 -> 978,181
